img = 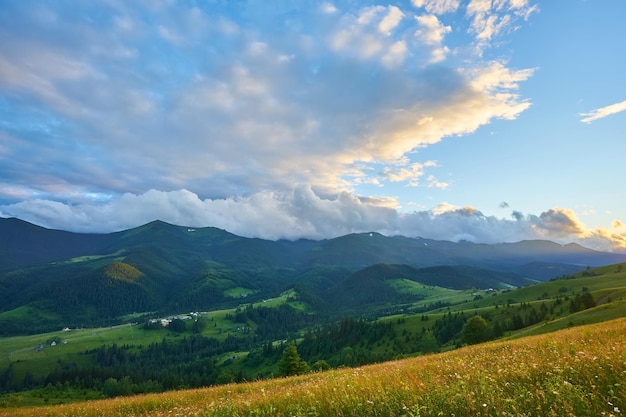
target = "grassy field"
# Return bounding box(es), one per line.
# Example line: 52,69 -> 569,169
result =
223,287 -> 258,299
434,270 -> 626,313
387,279 -> 474,307
0,324 -> 164,380
1,317 -> 623,417
2,264 -> 624,412
0,288 -> 311,386
506,298 -> 626,339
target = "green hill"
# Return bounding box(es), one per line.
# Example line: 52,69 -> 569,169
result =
1,317 -> 624,416
1,218 -> 625,337
1,261 -> 624,408
0,218 -> 111,271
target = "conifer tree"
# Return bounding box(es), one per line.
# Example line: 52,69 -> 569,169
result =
278,342 -> 308,376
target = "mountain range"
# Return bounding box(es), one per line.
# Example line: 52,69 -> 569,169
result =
2,217 -> 625,335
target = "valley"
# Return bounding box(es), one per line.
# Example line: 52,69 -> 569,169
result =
0,218 -> 625,409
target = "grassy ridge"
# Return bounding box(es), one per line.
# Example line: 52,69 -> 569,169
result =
2,317 -> 624,417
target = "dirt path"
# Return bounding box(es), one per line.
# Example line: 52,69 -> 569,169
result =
596,290 -> 617,305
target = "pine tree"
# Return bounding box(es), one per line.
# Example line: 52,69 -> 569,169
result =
278,342 -> 308,376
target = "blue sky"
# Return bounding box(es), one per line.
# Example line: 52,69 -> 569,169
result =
0,0 -> 624,251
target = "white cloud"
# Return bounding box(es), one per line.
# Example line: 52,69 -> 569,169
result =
427,175 -> 449,189
330,5 -> 407,63
580,99 -> 626,124
321,3 -> 338,14
466,0 -> 537,46
378,5 -> 404,35
380,161 -> 437,186
412,0 -> 460,15
0,1 -> 537,232
415,14 -> 451,45
414,14 -> 452,63
2,189 -> 624,251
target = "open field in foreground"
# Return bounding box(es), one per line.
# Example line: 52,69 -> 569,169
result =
2,317 -> 624,417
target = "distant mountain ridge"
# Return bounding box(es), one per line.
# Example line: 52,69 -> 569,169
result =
0,217 -> 111,270
2,217 -> 625,334
2,217 -> 624,272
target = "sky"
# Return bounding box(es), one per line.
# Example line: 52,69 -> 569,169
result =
0,0 -> 625,252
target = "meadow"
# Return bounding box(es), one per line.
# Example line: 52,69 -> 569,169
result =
1,317 -> 623,417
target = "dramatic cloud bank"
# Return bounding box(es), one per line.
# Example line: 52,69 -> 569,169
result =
0,1 -> 534,203
2,1 -> 623,252
1,188 -> 624,252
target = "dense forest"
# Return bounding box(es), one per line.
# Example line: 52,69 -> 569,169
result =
0,290 -> 596,399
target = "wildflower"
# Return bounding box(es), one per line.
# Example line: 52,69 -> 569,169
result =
614,407 -> 621,413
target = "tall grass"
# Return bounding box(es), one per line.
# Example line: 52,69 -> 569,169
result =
2,318 -> 624,417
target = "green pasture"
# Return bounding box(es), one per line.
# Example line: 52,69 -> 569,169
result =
387,279 -> 462,299
0,305 -> 61,323
387,279 -> 480,310
438,271 -> 626,313
3,317 -> 624,417
507,298 -> 626,339
2,262 -> 624,408
223,287 -> 257,298
246,288 -> 309,312
58,250 -> 125,266
0,324 -> 161,381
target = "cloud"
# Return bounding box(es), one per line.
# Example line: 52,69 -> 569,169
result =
466,0 -> 537,46
0,0 -> 544,251
0,188 -> 398,241
380,161 -> 437,186
378,5 -> 405,35
532,208 -> 586,238
415,14 -> 451,45
427,175 -> 449,189
321,3 -> 338,14
580,99 -> 626,124
0,1 -> 535,204
414,14 -> 451,63
330,5 -> 407,63
1,189 -> 624,252
412,0 -> 460,15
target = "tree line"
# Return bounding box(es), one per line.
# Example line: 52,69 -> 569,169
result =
1,290 -> 597,400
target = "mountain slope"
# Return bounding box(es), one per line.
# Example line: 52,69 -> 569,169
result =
325,263 -> 534,310
2,217 -> 626,335
0,218 -> 111,271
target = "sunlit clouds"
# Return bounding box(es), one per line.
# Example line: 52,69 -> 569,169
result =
466,0 -> 537,43
1,188 -> 624,251
0,1 -> 624,252
0,1 -> 536,200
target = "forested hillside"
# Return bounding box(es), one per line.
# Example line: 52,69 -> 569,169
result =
2,218 -> 625,335
1,261 -> 625,406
